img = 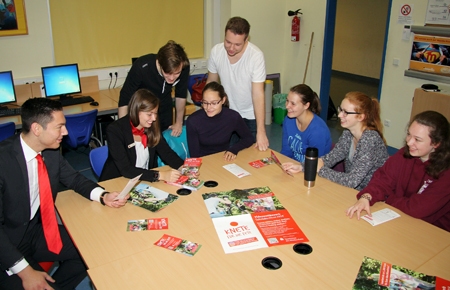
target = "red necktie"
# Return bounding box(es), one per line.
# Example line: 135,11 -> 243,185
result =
36,154 -> 62,254
130,121 -> 148,148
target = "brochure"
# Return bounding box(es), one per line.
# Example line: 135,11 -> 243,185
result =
353,256 -> 450,289
128,183 -> 179,212
115,174 -> 142,200
166,175 -> 204,191
127,218 -> 168,231
179,157 -> 202,176
361,208 -> 401,226
202,186 -> 309,254
154,234 -> 201,257
271,151 -> 293,176
166,158 -> 205,190
223,164 -> 251,178
249,157 -> 275,168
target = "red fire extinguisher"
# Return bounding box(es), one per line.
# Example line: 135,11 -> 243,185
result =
288,9 -> 302,42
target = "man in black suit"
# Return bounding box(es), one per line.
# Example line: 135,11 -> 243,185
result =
0,98 -> 129,289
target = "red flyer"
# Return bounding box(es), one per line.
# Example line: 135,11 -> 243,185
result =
154,234 -> 201,257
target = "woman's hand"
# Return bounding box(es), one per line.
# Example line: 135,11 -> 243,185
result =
317,158 -> 324,172
282,162 -> 302,174
159,169 -> 182,183
346,194 -> 372,220
223,151 -> 237,161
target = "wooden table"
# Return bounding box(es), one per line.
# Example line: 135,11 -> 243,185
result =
55,148 -> 450,289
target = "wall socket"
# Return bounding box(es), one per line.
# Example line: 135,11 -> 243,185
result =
384,119 -> 391,127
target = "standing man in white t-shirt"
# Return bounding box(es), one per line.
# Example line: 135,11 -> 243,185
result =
207,17 -> 269,151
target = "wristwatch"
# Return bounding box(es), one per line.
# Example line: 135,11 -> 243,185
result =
100,191 -> 109,206
153,171 -> 160,182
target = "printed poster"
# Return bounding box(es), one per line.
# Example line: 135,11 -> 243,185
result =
202,186 -> 309,254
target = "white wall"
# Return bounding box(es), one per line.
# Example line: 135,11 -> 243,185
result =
1,0 -> 441,149
379,0 -> 442,149
1,0 -> 53,79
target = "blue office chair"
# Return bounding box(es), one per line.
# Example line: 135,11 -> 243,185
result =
89,145 -> 109,177
157,125 -> 190,167
0,122 -> 16,142
63,109 -> 102,149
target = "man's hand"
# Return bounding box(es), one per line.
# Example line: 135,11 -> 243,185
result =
168,122 -> 183,137
18,265 -> 55,290
254,131 -> 269,151
104,192 -> 129,208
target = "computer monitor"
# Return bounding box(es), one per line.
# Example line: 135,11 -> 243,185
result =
41,63 -> 81,100
0,71 -> 17,110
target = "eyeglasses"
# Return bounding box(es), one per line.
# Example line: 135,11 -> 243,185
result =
337,106 -> 361,117
200,100 -> 221,107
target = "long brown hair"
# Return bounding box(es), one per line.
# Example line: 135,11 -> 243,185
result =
289,84 -> 321,115
128,89 -> 161,147
404,111 -> 450,178
345,91 -> 386,144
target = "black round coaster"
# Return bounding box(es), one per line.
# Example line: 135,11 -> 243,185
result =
204,180 -> 218,188
293,243 -> 313,255
261,256 -> 282,270
176,188 -> 192,196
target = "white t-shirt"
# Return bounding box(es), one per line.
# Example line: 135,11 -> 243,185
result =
208,42 -> 266,119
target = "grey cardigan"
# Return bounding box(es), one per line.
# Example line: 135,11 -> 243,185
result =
318,129 -> 389,190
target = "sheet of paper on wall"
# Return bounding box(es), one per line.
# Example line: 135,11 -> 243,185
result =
361,208 -> 400,226
425,0 -> 450,25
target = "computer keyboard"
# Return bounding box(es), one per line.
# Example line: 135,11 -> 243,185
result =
59,96 -> 95,107
0,107 -> 22,117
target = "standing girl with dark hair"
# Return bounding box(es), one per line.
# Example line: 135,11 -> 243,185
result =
101,89 -> 184,183
280,84 -> 332,162
347,111 -> 450,232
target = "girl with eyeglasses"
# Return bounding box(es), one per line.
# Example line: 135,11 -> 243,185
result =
283,91 -> 389,190
280,84 -> 332,163
347,111 -> 450,232
186,81 -> 253,161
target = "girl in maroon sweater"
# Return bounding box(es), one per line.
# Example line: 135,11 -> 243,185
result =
347,111 -> 450,232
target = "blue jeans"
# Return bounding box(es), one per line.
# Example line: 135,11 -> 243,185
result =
230,118 -> 256,146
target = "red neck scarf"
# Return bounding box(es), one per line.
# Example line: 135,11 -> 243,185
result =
130,120 -> 148,148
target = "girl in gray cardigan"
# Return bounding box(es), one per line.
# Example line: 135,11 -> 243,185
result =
283,92 -> 389,190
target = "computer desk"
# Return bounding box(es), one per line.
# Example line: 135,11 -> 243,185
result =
100,87 -> 198,123
55,147 -> 450,289
0,91 -> 119,130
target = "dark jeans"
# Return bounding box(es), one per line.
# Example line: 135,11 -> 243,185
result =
0,214 -> 87,290
230,118 -> 256,146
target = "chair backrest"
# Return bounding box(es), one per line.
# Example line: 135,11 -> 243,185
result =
188,74 -> 206,106
89,145 -> 109,177
157,125 -> 190,167
63,109 -> 98,148
0,122 -> 16,142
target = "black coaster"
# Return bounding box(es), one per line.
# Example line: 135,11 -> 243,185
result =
293,243 -> 313,255
261,256 -> 282,270
204,180 -> 218,188
176,188 -> 192,196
